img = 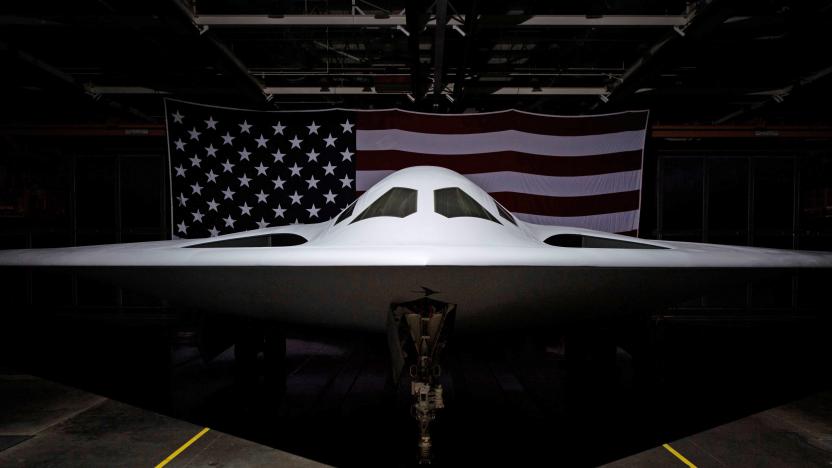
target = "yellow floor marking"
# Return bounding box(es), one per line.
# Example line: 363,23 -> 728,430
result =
662,443 -> 697,468
155,427 -> 211,468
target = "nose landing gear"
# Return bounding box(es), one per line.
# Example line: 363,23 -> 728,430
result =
388,296 -> 456,464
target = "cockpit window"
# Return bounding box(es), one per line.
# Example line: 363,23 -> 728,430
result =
334,200 -> 357,225
494,201 -> 517,225
434,187 -> 499,223
351,187 -> 418,223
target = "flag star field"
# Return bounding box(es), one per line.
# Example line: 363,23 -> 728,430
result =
166,101 -> 356,238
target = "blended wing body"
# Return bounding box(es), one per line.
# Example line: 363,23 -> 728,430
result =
1,166 -> 831,332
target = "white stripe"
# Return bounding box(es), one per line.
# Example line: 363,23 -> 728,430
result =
357,129 -> 646,157
515,210 -> 640,232
357,170 -> 641,197
465,171 -> 641,197
357,170 -> 395,191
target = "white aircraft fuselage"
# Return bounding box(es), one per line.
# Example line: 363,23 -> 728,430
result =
1,166 -> 830,332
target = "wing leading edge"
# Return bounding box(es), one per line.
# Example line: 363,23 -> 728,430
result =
1,166 -> 831,332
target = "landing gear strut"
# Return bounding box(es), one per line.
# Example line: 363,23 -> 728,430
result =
387,297 -> 456,464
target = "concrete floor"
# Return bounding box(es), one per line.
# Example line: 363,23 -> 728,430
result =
0,374 -> 327,467
603,391 -> 832,467
2,312 -> 832,467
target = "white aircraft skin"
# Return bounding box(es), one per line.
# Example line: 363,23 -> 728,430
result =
1,166 -> 831,332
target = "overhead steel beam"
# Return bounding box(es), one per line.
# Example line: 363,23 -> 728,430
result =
432,0 -> 449,106
0,40 -> 155,122
87,86 -> 171,95
451,0 -> 478,110
258,86 -> 606,95
192,14 -> 688,27
0,124 -> 167,137
405,0 -> 429,105
596,0 -> 734,109
263,86 -> 400,94
490,87 -> 608,95
714,65 -> 832,124
167,0 -> 269,107
651,125 -> 832,139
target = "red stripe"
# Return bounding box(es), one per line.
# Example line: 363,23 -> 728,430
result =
355,150 -> 642,177
357,110 -> 648,136
492,191 -> 640,217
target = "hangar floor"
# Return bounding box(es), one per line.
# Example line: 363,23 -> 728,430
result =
0,374 -> 326,467
1,312 -> 831,467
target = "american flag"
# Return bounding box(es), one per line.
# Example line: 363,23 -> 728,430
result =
165,99 -> 648,239
165,99 -> 357,238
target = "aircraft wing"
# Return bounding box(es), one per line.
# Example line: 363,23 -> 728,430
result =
2,166 -> 831,332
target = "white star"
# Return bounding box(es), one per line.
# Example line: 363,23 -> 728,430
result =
238,147 -> 251,161
187,127 -> 201,141
255,134 -> 269,148
238,173 -> 252,187
239,202 -> 252,216
339,174 -> 354,188
272,121 -> 286,135
177,220 -> 188,234
223,214 -> 236,228
205,144 -> 218,157
207,199 -> 220,211
206,169 -> 218,183
272,176 -> 285,190
341,119 -> 354,133
306,175 -> 319,189
289,163 -> 303,177
254,162 -> 268,176
306,204 -> 320,218
255,190 -> 269,204
292,219 -> 301,225
273,204 -> 286,218
272,149 -> 285,163
289,191 -> 303,205
307,121 -> 320,135
177,192 -> 188,207
192,209 -> 204,223
340,148 -> 353,162
205,116 -> 218,129
208,226 -> 220,237
221,159 -> 234,173
289,135 -> 303,149
221,132 -> 235,145
190,182 -> 203,195
239,120 -> 252,134
189,155 -> 201,168
174,138 -> 186,151
323,133 -> 337,147
174,164 -> 186,177
306,149 -> 319,162
222,187 -> 235,200
323,190 -> 337,204
256,217 -> 269,229
322,162 -> 337,175
172,110 -> 184,123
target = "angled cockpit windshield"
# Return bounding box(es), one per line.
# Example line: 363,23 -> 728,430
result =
434,187 -> 499,223
494,200 -> 517,225
334,200 -> 357,225
351,187 -> 418,223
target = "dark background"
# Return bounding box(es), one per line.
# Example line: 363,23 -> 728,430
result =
1,1 -> 832,466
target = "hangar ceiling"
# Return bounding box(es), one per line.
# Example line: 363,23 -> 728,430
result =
1,0 -> 831,125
